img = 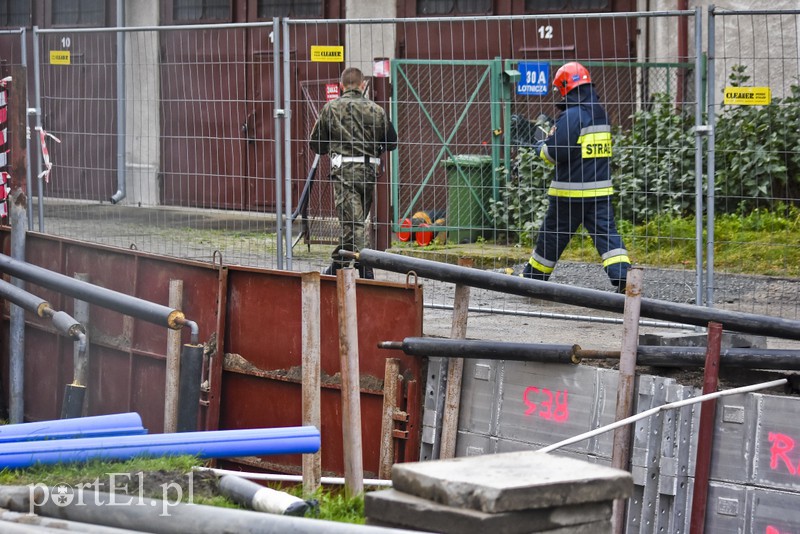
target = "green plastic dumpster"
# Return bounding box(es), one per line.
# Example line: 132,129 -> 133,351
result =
441,155 -> 493,244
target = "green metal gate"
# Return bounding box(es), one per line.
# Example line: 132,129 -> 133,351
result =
390,59 -> 508,244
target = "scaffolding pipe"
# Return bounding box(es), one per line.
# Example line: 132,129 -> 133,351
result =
0,253 -> 186,330
0,278 -> 49,317
0,413 -> 145,443
537,378 -> 788,454
0,426 -> 320,469
349,250 -> 800,341
9,196 -> 27,424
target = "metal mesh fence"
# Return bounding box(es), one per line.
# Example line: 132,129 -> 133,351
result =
707,8 -> 800,319
10,9 -> 798,325
32,23 -> 282,269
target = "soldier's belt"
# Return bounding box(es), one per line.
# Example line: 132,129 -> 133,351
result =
340,156 -> 381,165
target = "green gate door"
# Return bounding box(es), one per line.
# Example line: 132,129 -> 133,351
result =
391,59 -> 506,244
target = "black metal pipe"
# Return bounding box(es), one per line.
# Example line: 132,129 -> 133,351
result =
379,338 -> 581,364
177,343 -> 204,432
0,253 -> 185,329
352,249 -> 800,341
60,384 -> 86,419
635,345 -> 800,370
382,337 -> 800,371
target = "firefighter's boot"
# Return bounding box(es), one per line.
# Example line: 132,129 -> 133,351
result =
520,261 -> 549,281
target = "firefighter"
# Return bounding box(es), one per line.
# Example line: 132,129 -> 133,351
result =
521,62 -> 630,292
310,67 -> 397,279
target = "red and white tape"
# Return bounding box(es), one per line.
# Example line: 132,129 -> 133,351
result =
36,127 -> 61,183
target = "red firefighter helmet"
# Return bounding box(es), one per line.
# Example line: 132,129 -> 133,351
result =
553,62 -> 592,98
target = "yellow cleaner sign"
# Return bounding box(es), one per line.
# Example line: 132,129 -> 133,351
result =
311,46 -> 344,63
723,87 -> 771,105
50,50 -> 71,65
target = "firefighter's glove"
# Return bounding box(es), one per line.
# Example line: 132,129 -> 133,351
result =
532,114 -> 554,142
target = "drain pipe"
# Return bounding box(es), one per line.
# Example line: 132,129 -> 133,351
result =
0,426 -> 320,469
110,0 -> 126,204
0,413 -> 145,442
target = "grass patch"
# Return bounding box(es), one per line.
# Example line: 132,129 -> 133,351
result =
391,207 -> 800,277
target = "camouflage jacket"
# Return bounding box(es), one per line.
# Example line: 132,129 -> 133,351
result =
309,89 -> 397,158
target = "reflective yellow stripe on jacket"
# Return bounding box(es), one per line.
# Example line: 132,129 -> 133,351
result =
548,179 -> 614,198
578,125 -> 612,159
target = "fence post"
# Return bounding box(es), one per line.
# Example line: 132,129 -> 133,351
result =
611,267 -> 643,534
439,256 -> 472,459
337,268 -> 363,496
164,279 -> 184,433
301,272 -> 322,495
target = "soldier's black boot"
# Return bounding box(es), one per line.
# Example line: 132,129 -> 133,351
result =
356,263 -> 374,280
323,262 -> 342,276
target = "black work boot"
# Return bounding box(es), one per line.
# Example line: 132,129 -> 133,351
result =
323,262 -> 343,276
356,263 -> 374,280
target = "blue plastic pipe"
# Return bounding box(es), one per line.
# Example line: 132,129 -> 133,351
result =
0,426 -> 320,469
0,413 -> 146,443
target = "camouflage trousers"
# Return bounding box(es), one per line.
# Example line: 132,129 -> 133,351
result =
330,163 -> 376,266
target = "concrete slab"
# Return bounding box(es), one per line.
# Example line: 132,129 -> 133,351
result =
391,451 -> 632,513
365,488 -> 612,534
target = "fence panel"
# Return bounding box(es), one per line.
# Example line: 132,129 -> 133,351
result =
707,8 -> 800,320
18,10 -> 799,326
31,23 -> 284,269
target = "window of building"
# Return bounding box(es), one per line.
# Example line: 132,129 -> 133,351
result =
173,0 -> 231,22
417,0 -> 492,16
52,0 -> 105,26
0,0 -> 30,27
524,0 -> 608,11
258,0 -> 323,18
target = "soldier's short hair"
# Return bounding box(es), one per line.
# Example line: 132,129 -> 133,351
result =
341,67 -> 364,89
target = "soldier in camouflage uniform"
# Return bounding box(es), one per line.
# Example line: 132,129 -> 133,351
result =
310,67 -> 397,279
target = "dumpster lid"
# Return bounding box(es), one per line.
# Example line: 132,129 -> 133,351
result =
441,154 -> 493,167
